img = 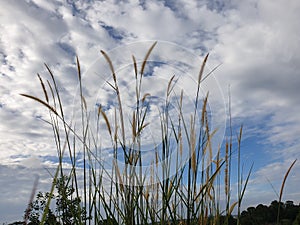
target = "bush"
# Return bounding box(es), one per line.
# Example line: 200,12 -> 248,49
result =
25,176 -> 86,225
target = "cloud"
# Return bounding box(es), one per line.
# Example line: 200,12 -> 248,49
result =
208,0 -> 300,205
1,0 -> 300,222
0,164 -> 52,223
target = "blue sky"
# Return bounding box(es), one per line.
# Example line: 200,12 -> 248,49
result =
1,0 -> 300,223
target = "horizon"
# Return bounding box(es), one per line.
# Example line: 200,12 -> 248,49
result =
1,0 -> 300,223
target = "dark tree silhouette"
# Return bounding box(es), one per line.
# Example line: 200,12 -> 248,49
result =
24,176 -> 87,225
240,200 -> 300,225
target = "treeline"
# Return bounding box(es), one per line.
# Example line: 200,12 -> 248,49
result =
82,200 -> 300,225
240,200 -> 300,225
7,199 -> 300,225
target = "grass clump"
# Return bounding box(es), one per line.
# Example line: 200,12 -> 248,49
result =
22,42 -> 252,225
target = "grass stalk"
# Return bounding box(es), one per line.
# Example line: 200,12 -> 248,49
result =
21,43 -> 254,225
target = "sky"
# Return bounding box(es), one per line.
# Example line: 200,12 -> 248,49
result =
0,0 -> 300,223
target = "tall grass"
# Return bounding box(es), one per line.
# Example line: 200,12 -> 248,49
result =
22,42 -> 252,225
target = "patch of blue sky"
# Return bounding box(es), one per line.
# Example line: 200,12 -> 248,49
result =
206,0 -> 228,12
159,0 -> 186,19
138,0 -> 147,10
100,24 -> 125,41
190,29 -> 217,46
42,155 -> 74,166
9,154 -> 31,165
194,45 -> 208,56
142,61 -> 166,77
219,113 -> 278,171
95,99 -> 116,111
0,52 -> 16,71
109,141 -> 182,175
10,154 -> 30,159
0,52 -> 7,64
66,0 -> 81,17
41,153 -> 95,169
57,42 -> 76,57
161,0 -> 178,11
8,65 -> 15,72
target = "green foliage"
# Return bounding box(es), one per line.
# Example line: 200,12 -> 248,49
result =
25,191 -> 57,225
240,200 -> 300,225
25,176 -> 86,225
293,209 -> 300,225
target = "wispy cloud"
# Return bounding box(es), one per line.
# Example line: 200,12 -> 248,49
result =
1,0 -> 300,222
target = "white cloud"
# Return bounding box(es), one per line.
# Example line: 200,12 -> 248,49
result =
1,0 -> 300,222
0,164 -> 52,223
